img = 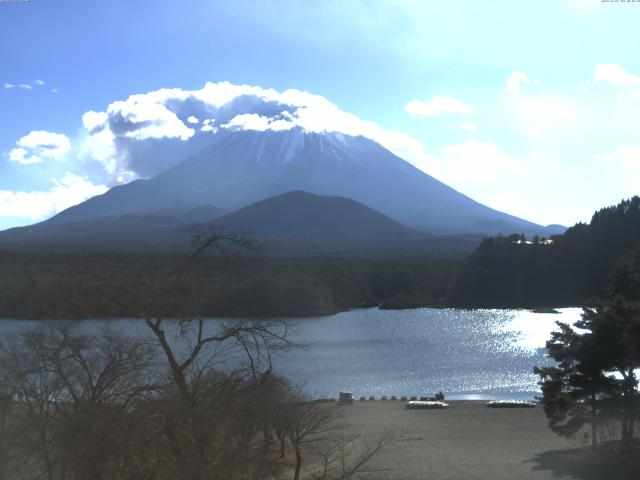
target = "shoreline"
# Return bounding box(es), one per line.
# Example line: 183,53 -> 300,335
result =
0,304 -> 582,322
328,392 -> 543,402
329,400 -> 619,480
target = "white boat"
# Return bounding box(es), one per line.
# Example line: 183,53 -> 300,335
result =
486,400 -> 536,408
405,400 -> 450,409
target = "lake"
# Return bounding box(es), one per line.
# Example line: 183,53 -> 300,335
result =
0,307 -> 582,400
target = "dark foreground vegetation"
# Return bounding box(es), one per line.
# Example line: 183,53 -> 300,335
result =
0,231 -> 393,480
0,325 -> 392,480
534,238 -> 640,477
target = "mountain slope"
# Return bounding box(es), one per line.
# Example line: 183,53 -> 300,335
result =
211,190 -> 445,255
215,190 -> 417,237
0,214 -> 187,251
0,191 -> 483,256
0,204 -> 224,251
46,128 -> 556,237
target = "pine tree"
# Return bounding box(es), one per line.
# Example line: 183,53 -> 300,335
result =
536,240 -> 640,457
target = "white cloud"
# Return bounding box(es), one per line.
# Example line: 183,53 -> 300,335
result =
8,152 -> 40,165
8,148 -> 36,165
404,96 -> 472,118
223,113 -> 296,132
7,131 -> 71,165
576,81 -> 590,93
81,81 -> 441,182
18,131 -> 71,155
106,99 -> 194,141
187,115 -> 199,124
597,146 -> 640,169
78,118 -> 135,183
223,113 -> 271,131
82,128 -> 119,173
2,80 -> 46,90
200,119 -> 216,133
27,82 -> 537,201
516,95 -> 579,138
449,122 -> 478,132
82,110 -> 109,133
503,71 -> 530,100
0,174 -> 107,220
439,140 -> 521,182
501,71 -> 580,139
594,64 -> 640,88
51,88 -> 59,94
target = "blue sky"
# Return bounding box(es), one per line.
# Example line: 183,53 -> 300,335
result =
1,0 -> 639,230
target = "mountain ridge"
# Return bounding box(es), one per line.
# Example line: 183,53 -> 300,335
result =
42,128 -> 560,238
0,190 -> 483,256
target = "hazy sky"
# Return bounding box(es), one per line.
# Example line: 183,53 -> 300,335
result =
1,0 -> 639,231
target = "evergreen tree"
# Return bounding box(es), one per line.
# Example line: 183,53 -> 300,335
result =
534,318 -> 618,448
581,298 -> 639,451
536,239 -> 640,459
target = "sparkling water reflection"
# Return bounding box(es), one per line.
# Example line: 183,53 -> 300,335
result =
271,308 -> 582,400
0,307 -> 582,400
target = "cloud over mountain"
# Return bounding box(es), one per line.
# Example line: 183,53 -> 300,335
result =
81,82 -> 436,183
6,62 -> 638,232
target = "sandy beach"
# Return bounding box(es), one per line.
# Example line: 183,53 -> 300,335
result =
327,400 -> 626,480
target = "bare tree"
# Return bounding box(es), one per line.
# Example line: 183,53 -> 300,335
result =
277,389 -> 397,480
0,323 -> 158,480
309,432 -> 396,480
285,396 -> 336,480
0,327 -> 64,480
134,226 -> 293,479
0,392 -> 16,480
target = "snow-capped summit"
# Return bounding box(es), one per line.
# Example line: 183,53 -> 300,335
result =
48,127 -> 551,236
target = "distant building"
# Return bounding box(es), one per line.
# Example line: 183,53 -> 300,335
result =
512,238 -> 554,245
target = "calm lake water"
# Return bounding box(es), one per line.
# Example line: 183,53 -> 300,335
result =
0,307 -> 582,400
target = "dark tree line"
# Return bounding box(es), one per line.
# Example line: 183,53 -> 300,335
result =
450,196 -> 640,308
0,252 -> 459,320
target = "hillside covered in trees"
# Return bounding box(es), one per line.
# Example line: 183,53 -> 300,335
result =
1,197 -> 638,319
0,252 -> 458,319
450,197 -> 640,308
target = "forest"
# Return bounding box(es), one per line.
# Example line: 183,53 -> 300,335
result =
1,197 -> 639,318
449,196 -> 640,308
0,248 -> 458,320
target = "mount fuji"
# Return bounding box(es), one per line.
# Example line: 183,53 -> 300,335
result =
0,127 -> 562,253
